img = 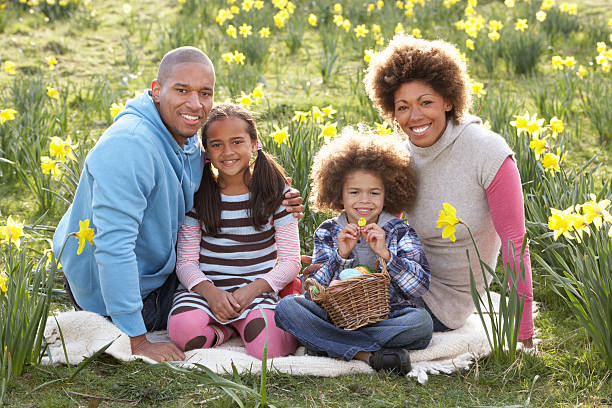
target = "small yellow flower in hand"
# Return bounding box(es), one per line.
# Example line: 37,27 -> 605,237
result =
73,219 -> 94,255
358,217 -> 367,227
436,203 -> 461,242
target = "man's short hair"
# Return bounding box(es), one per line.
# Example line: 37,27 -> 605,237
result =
157,46 -> 214,84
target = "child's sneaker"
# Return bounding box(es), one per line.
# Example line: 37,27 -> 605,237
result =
368,348 -> 411,375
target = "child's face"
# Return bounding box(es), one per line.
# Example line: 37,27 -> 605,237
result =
341,170 -> 385,225
205,116 -> 257,181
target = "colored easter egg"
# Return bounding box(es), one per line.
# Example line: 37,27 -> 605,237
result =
339,268 -> 362,280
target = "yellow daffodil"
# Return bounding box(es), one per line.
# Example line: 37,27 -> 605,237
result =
322,105 -> 337,119
577,65 -> 587,78
333,3 -> 342,13
488,19 -> 503,32
222,52 -> 234,63
319,122 -> 337,140
364,49 -> 375,63
367,3 -> 375,13
258,27 -> 271,38
254,0 -> 264,9
239,23 -> 252,37
46,56 -> 58,69
0,273 -> 7,296
0,216 -> 25,248
236,91 -> 252,106
226,24 -> 238,38
371,24 -> 381,34
309,106 -> 323,123
597,42 -> 607,54
354,24 -> 369,39
230,5 -> 240,14
375,122 -> 392,135
3,61 -> 16,75
308,13 -> 317,27
342,19 -> 352,32
251,84 -> 264,102
540,0 -> 554,10
40,156 -> 63,178
274,12 -> 286,29
549,117 -> 564,137
395,22 -> 405,34
536,10 -> 546,22
510,111 -> 531,134
270,124 -> 289,145
412,28 -> 422,38
548,207 -> 575,240
471,81 -> 486,97
333,14 -> 344,26
73,219 -> 94,255
404,2 -> 414,17
0,108 -> 18,124
563,56 -> 576,68
49,136 -> 78,162
292,110 -> 309,123
514,18 -> 528,32
580,194 -> 612,230
569,212 -> 591,242
541,150 -> 561,173
551,55 -> 564,70
529,136 -> 547,160
242,0 -> 253,11
488,31 -> 500,41
465,39 -> 475,51
468,0 -> 477,7
47,87 -> 60,100
233,51 -> 246,65
377,0 -> 384,9
216,8 -> 234,25
504,0 -> 515,7
123,3 -> 132,14
110,102 -> 125,119
436,203 -> 461,242
525,113 -> 544,135
464,6 -> 475,17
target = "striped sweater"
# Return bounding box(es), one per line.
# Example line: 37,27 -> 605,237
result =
170,191 -> 300,324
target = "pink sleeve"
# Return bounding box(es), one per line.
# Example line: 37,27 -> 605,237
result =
176,223 -> 211,291
261,221 -> 301,293
486,156 -> 534,341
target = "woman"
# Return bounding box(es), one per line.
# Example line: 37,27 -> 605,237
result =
363,35 -> 534,346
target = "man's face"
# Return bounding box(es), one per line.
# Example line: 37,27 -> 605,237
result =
151,62 -> 215,146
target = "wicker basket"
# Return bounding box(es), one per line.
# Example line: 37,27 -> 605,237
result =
305,258 -> 390,330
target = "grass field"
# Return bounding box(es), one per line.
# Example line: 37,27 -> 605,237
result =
0,0 -> 611,406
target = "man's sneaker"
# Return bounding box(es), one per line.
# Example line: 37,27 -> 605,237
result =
368,348 -> 411,375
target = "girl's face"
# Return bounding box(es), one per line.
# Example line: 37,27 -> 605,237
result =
393,80 -> 452,148
205,116 -> 257,182
341,170 -> 385,225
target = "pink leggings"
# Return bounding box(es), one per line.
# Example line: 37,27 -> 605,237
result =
168,308 -> 297,359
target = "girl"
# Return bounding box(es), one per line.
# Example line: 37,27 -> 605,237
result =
168,103 -> 299,359
275,127 -> 433,375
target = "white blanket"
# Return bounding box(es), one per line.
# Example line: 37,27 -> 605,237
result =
42,293 -> 534,384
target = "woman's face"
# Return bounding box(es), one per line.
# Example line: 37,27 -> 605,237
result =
393,81 -> 452,148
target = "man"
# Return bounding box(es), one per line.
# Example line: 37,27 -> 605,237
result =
53,47 -> 303,362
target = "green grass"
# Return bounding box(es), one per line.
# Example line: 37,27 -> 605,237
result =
0,0 -> 611,406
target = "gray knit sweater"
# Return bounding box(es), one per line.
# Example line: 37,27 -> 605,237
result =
404,115 -> 513,329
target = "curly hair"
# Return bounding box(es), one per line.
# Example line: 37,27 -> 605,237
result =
363,34 -> 471,124
310,126 -> 417,215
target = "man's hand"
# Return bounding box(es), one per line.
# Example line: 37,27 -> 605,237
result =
364,224 -> 390,261
194,281 -> 240,322
282,181 -> 304,219
130,335 -> 185,362
338,224 -> 360,259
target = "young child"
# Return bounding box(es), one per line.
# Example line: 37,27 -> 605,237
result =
275,126 -> 433,374
168,103 -> 300,359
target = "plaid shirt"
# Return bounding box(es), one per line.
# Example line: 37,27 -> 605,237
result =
311,216 -> 430,310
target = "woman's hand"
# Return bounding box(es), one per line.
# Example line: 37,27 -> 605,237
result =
338,224 -> 360,259
364,223 -> 390,261
194,281 -> 240,322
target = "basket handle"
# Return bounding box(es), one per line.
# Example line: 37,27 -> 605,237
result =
305,278 -> 326,301
375,256 -> 390,279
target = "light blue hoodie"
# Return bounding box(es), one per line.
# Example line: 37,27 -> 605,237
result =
53,91 -> 203,337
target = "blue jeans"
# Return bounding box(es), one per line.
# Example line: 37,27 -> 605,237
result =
274,295 -> 433,361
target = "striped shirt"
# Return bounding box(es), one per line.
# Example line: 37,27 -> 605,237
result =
170,191 -> 300,324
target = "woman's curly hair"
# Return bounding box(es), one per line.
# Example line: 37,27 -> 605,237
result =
310,126 -> 417,215
364,34 -> 472,124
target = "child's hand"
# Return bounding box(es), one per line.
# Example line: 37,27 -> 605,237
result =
338,224 -> 360,259
194,281 -> 241,322
363,224 -> 391,262
232,279 -> 272,313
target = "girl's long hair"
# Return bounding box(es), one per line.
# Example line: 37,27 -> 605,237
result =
194,103 -> 287,236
